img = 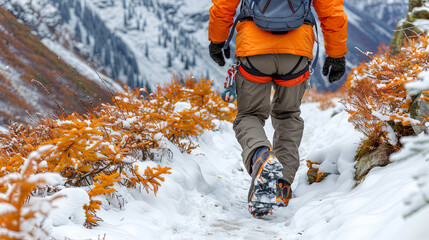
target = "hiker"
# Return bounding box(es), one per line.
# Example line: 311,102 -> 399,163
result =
208,0 -> 347,217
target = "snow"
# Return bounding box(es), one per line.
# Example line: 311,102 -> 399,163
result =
1,100 -> 414,239
48,188 -> 90,226
173,101 -> 192,112
406,70 -> 429,95
411,19 -> 429,32
0,203 -> 15,215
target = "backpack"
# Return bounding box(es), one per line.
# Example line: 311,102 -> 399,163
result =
241,0 -> 315,33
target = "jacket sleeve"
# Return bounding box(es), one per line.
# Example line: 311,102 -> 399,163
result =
313,0 -> 348,58
208,0 -> 241,44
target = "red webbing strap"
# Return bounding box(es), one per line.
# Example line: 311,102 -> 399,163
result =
274,70 -> 309,87
238,65 -> 272,83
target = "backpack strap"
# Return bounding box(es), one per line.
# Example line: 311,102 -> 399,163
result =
223,10 -> 245,50
310,24 -> 319,73
286,56 -> 304,75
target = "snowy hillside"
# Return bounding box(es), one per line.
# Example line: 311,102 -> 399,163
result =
1,0 -> 408,92
17,100 -> 428,240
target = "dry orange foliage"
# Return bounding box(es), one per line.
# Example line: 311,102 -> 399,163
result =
306,161 -> 324,182
306,160 -> 328,184
40,114 -> 130,187
302,87 -> 347,110
0,147 -> 62,240
0,77 -> 235,230
84,172 -> 120,227
101,77 -> 236,154
184,78 -> 237,122
343,36 -> 429,155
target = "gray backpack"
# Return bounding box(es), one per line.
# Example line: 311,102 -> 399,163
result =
243,0 -> 315,32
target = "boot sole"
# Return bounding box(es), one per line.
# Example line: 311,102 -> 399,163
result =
248,156 -> 283,217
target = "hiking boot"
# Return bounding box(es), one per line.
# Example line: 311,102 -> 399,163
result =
275,179 -> 293,207
248,147 -> 283,217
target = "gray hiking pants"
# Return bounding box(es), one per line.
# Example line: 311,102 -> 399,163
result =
233,54 -> 309,184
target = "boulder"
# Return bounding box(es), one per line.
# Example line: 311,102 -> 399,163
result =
354,143 -> 396,181
410,92 -> 429,134
410,0 -> 425,10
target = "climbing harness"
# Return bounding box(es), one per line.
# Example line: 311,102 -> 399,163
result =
238,56 -> 311,87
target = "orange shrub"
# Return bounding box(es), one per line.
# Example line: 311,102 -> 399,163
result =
343,36 -> 429,155
84,172 -> 120,227
0,147 -> 62,240
302,87 -> 347,110
0,77 -> 235,228
101,78 -> 236,154
306,160 -> 328,184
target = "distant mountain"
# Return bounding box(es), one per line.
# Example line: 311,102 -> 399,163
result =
345,0 -> 409,62
0,0 -> 409,99
347,0 -> 409,30
0,7 -> 116,125
316,0 -> 408,90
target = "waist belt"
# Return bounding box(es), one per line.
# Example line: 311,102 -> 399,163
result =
238,56 -> 310,87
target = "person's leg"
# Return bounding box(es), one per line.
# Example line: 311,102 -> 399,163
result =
234,55 -> 284,216
271,54 -> 309,184
233,55 -> 276,176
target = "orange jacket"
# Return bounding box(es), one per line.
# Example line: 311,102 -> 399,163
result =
209,0 -> 347,59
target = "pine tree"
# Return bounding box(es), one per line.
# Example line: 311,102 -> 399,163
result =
167,52 -> 172,68
123,12 -> 128,27
75,24 -> 82,42
184,57 -> 189,70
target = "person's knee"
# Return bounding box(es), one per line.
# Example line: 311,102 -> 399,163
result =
271,108 -> 301,120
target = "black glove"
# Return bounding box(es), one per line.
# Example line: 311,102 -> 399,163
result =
322,56 -> 346,83
209,42 -> 230,66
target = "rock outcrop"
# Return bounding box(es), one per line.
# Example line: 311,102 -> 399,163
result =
390,0 -> 429,55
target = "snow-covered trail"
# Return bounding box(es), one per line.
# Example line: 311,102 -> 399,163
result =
175,102 -> 361,240
50,103 -> 428,240
171,103 -> 359,240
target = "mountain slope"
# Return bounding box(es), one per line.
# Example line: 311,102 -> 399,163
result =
0,7 -> 114,124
